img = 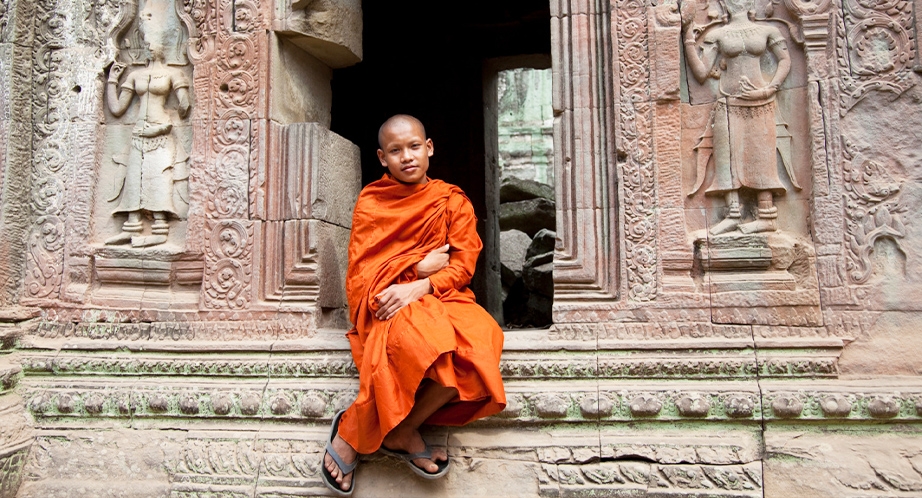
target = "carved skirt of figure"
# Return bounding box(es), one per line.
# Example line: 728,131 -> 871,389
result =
111,126 -> 186,216
706,98 -> 786,195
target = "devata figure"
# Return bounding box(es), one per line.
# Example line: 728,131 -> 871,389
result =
683,0 -> 800,235
105,4 -> 191,247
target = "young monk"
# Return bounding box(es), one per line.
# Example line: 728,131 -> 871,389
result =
321,115 -> 507,495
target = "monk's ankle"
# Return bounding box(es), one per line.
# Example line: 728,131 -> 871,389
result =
382,426 -> 420,451
332,435 -> 357,463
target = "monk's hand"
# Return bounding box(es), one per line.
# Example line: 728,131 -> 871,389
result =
374,279 -> 432,320
416,244 -> 450,278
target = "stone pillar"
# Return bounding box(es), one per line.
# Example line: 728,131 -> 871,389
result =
0,0 -> 34,309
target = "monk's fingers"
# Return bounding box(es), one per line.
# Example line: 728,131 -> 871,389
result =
387,301 -> 409,320
377,301 -> 400,320
383,305 -> 402,320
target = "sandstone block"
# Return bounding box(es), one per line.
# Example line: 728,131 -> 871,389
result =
265,122 -> 361,228
273,0 -> 362,68
523,258 -> 553,297
526,228 -> 556,261
499,175 -> 554,203
500,229 -> 532,279
499,198 -> 555,237
268,33 -> 333,127
764,429 -> 922,498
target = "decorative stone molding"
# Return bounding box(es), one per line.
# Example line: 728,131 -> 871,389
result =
541,461 -> 762,497
14,349 -> 838,381
0,357 -> 31,498
256,122 -> 358,311
0,40 -> 34,307
841,139 -> 909,285
27,317 -> 317,342
20,353 -> 356,378
21,378 -> 922,424
22,0 -> 71,303
168,434 -> 329,496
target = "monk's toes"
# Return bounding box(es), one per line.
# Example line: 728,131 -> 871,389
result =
414,458 -> 438,473
430,450 -> 448,465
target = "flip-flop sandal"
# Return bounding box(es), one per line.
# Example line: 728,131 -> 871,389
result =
321,410 -> 357,496
379,442 -> 450,479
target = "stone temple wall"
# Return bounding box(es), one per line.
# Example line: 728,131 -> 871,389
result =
497,67 -> 555,187
0,0 -> 921,497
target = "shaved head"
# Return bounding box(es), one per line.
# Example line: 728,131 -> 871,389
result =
378,114 -> 427,149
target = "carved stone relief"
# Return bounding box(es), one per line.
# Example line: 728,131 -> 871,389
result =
617,0 -> 659,303
542,461 -> 762,497
669,0 -> 823,326
0,40 -> 33,307
99,0 -> 193,249
2,0 -> 922,495
826,0 -> 922,308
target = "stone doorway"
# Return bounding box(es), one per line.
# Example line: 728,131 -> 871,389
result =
330,1 -> 552,326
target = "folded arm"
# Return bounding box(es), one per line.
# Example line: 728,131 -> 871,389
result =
374,193 -> 482,319
424,193 -> 481,298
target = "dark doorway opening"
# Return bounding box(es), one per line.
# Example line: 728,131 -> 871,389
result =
331,1 -> 552,323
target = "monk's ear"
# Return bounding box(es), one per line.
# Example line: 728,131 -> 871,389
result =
377,148 -> 387,167
426,138 -> 434,157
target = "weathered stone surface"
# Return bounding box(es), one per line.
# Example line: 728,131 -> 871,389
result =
273,0 -> 363,68
265,122 -> 361,227
526,228 -> 556,261
268,34 -> 333,127
499,176 -> 555,203
499,198 -> 555,237
838,312 -> 922,376
764,429 -> 922,498
500,229 -> 532,278
16,430 -> 181,497
523,258 -> 553,297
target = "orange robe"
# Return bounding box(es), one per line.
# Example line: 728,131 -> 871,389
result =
338,175 -> 506,454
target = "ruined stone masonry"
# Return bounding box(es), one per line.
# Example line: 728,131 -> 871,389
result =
0,0 -> 921,496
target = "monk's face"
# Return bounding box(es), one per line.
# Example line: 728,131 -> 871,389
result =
377,120 -> 433,185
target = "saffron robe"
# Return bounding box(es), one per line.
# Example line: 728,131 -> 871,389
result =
338,175 -> 506,454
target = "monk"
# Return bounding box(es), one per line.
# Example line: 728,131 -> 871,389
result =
321,114 -> 507,495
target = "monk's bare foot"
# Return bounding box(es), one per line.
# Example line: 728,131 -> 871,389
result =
324,434 -> 357,491
382,427 -> 447,473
